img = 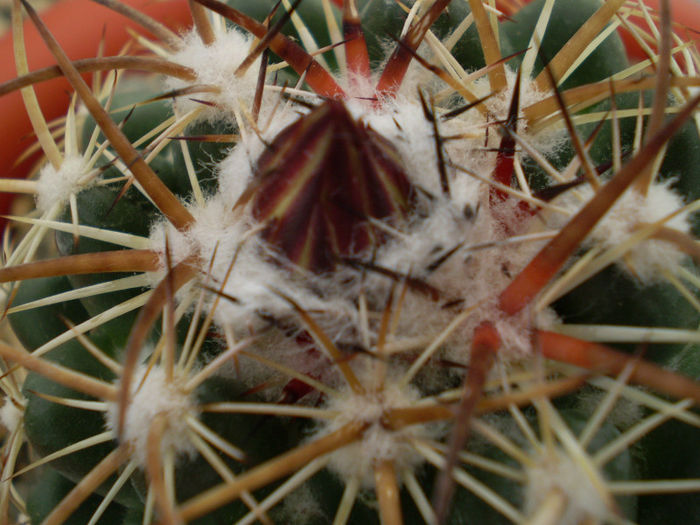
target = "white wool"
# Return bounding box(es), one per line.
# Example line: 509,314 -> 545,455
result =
36,155 -> 92,213
371,191 -> 552,361
105,366 -> 196,466
575,390 -> 643,431
525,449 -> 610,525
360,97 -> 445,196
393,41 -> 449,101
554,180 -> 691,281
215,106 -> 302,205
165,28 -> 261,122
376,199 -> 478,273
273,480 -> 324,523
320,382 -> 442,488
212,250 -> 363,350
357,93 -> 494,210
149,192 -> 360,339
480,67 -> 567,159
0,398 -> 22,434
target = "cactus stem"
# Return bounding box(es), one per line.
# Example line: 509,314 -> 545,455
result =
2,0 -> 699,521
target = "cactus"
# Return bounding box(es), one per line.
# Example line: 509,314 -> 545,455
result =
0,0 -> 699,523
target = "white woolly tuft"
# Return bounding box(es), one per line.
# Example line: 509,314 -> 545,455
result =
483,67 -> 568,158
0,398 -> 22,434
165,28 -> 261,122
272,480 -> 325,523
216,107 -> 302,204
36,155 -> 92,213
105,366 -> 196,467
575,390 -> 643,431
554,181 -> 691,281
319,382 -> 442,488
148,192 -> 360,345
525,449 -> 610,525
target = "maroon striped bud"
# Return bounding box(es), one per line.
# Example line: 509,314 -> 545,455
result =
251,100 -> 414,273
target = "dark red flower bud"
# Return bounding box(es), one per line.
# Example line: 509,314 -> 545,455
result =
252,100 -> 414,272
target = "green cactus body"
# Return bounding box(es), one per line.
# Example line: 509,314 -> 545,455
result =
0,0 -> 699,524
